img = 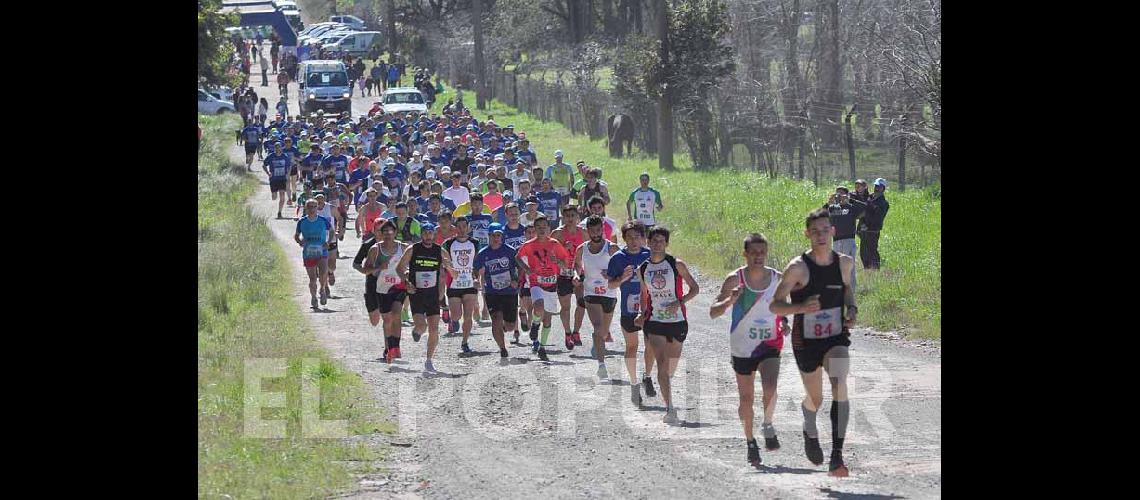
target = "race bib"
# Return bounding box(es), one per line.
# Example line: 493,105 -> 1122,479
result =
473,229 -> 489,242
804,307 -> 843,339
383,274 -> 401,286
303,243 -> 323,259
415,271 -> 437,289
454,270 -> 474,289
538,274 -> 558,286
559,267 -> 575,277
652,305 -> 678,322
590,275 -> 607,295
626,294 -> 640,313
748,317 -> 775,341
274,166 -> 287,177
490,271 -> 512,290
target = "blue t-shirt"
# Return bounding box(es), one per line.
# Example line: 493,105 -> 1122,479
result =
441,198 -> 457,211
517,150 -> 536,166
283,146 -> 300,162
322,154 -> 350,183
415,212 -> 436,225
537,191 -> 562,225
414,196 -> 432,213
300,153 -> 323,177
607,247 -> 652,317
473,244 -> 518,295
264,153 -> 291,180
502,223 -> 527,249
242,125 -> 262,143
296,216 -> 332,258
348,168 -> 372,192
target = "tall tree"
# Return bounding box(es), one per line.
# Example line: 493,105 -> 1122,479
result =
198,0 -> 238,86
655,0 -> 674,171
473,0 -> 489,109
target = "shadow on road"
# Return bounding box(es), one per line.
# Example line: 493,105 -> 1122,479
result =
818,488 -> 905,500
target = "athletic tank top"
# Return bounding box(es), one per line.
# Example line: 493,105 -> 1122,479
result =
446,238 -> 478,289
639,255 -> 685,323
791,251 -> 849,344
729,267 -> 783,357
359,203 -> 385,233
372,243 -> 406,294
409,242 -> 443,291
583,241 -> 617,298
395,217 -> 417,243
558,227 -> 586,277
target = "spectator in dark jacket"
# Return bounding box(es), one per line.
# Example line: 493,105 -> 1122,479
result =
858,178 -> 890,269
824,185 -> 865,288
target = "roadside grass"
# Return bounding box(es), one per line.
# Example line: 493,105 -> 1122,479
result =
198,114 -> 395,498
430,88 -> 941,339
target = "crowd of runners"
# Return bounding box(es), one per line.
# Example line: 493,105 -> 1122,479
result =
233,46 -> 889,477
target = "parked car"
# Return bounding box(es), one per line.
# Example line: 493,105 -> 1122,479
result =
205,86 -> 234,103
380,88 -> 427,115
198,89 -> 235,115
329,14 -> 366,31
323,31 -> 382,57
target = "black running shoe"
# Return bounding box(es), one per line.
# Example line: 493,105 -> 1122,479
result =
500,348 -> 509,358
803,432 -> 824,465
643,377 -> 657,397
537,347 -> 549,361
765,435 -> 781,451
828,450 -> 848,477
747,439 -> 761,468
412,329 -> 422,342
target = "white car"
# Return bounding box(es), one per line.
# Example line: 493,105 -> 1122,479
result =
205,86 -> 234,103
381,88 -> 427,115
199,89 -> 235,115
329,15 -> 366,31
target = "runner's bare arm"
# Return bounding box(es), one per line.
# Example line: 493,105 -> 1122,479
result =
396,246 -> 415,285
709,272 -> 742,319
293,230 -> 304,247
635,267 -> 650,326
574,244 -> 585,276
675,259 -> 700,304
514,253 -> 531,276
840,254 -> 858,326
361,245 -> 381,275
769,258 -> 813,316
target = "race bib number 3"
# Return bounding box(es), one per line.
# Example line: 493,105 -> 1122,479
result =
804,307 -> 843,339
415,271 -> 437,289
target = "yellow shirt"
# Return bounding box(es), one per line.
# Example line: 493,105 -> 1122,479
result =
451,202 -> 493,219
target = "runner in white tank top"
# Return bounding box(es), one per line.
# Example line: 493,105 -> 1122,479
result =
709,233 -> 788,467
576,215 -> 622,378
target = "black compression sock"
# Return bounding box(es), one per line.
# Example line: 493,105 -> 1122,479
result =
831,400 -> 849,449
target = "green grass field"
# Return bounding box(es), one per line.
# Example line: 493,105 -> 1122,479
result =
198,115 -> 394,497
432,87 -> 941,339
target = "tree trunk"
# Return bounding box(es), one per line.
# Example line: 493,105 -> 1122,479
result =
815,0 -> 842,147
385,0 -> 397,55
602,0 -> 616,35
897,110 -> 907,192
797,133 -> 805,180
845,106 -> 856,179
655,0 -> 674,171
472,0 -> 488,110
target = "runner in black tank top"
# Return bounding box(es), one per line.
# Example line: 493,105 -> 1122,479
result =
770,208 -> 857,478
396,223 -> 451,374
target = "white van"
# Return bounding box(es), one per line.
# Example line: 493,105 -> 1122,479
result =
323,31 -> 382,57
297,60 -> 352,117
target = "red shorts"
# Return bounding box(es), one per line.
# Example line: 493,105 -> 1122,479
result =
303,258 -> 321,268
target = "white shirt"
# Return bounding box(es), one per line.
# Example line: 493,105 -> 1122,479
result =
443,186 -> 470,207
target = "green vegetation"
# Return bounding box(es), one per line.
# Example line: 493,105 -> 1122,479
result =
433,88 -> 941,339
198,115 -> 394,497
